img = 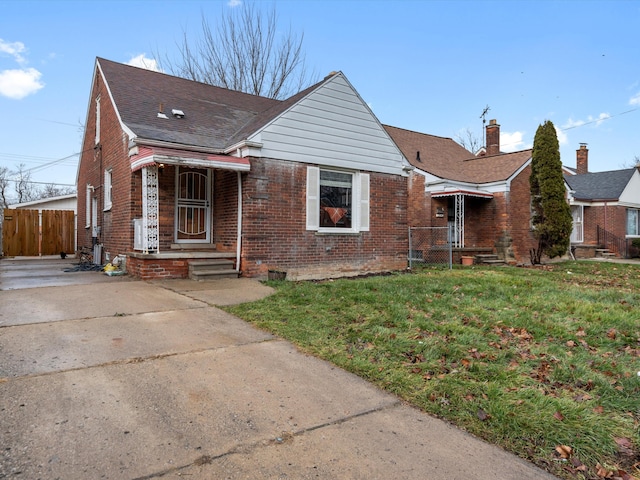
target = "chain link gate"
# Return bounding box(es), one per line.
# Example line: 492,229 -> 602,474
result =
408,226 -> 452,269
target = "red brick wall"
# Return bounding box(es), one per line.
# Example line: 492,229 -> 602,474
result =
505,166 -> 537,262
76,69 -> 134,261
240,158 -> 408,279
213,169 -> 241,251
582,204 -> 627,245
406,166 -> 537,264
127,256 -> 189,279
408,173 -> 430,227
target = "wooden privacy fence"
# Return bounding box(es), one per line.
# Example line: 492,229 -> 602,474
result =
2,209 -> 75,257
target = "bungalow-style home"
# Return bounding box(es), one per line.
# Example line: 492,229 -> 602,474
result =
564,144 -> 640,258
385,120 -> 537,264
76,58 -> 411,280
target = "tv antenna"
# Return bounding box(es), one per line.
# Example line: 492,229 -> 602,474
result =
480,105 -> 490,148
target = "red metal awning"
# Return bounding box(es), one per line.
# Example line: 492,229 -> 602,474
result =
130,146 -> 250,172
431,189 -> 493,199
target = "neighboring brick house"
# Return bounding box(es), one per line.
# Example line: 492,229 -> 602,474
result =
385,120 -> 537,264
564,144 -> 640,258
77,58 -> 411,280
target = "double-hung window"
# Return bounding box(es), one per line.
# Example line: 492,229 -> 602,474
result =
104,168 -> 112,211
306,166 -> 369,232
627,208 -> 639,236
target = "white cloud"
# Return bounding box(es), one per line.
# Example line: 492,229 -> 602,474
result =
0,67 -> 44,99
562,118 -> 585,130
127,54 -> 161,72
0,38 -> 45,99
629,92 -> 640,106
0,38 -> 27,64
228,0 -> 242,6
500,131 -> 527,152
561,112 -> 610,134
555,125 -> 568,145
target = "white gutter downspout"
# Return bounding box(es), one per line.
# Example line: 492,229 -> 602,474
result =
236,171 -> 242,272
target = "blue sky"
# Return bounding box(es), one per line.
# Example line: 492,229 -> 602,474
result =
1,0 -> 639,190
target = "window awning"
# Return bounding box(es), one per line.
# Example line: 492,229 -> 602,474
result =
431,188 -> 493,199
130,146 -> 250,172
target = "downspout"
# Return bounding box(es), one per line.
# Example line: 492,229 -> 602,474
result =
236,171 -> 242,272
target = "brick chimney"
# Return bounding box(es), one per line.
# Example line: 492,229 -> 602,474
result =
576,143 -> 588,174
486,119 -> 500,155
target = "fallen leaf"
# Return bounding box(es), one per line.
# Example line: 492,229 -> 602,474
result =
576,327 -> 587,337
553,411 -> 565,421
593,405 -> 605,414
595,462 -> 612,478
607,328 -> 617,339
477,408 -> 490,421
573,393 -> 592,402
566,340 -> 576,347
570,456 -> 587,471
614,437 -> 635,457
555,445 -> 572,459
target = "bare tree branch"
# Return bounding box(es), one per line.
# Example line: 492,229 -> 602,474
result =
455,128 -> 482,154
155,3 -> 316,99
0,166 -> 10,209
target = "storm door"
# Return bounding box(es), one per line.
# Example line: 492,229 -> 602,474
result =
175,167 -> 211,242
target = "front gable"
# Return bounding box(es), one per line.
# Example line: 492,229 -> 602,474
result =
247,73 -> 407,176
619,169 -> 640,207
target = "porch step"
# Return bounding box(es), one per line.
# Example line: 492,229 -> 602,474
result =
474,254 -> 506,265
595,249 -> 617,258
188,259 -> 238,281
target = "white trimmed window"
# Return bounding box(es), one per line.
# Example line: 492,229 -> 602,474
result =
306,166 -> 369,232
104,168 -> 112,211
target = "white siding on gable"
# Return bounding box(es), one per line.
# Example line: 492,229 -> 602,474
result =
250,75 -> 406,176
619,170 -> 640,207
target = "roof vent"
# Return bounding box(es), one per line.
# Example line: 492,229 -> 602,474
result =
172,109 -> 185,119
157,102 -> 168,119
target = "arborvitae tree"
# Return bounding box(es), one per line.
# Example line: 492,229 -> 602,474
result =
529,120 -> 573,264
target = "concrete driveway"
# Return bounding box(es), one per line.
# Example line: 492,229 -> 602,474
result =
0,257 -> 558,479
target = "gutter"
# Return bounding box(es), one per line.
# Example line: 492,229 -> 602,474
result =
130,138 -> 226,155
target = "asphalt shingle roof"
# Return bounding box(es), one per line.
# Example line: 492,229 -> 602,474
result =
564,168 -> 635,201
383,125 -> 531,183
97,57 -> 325,151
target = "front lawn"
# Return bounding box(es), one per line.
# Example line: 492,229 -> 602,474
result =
225,261 -> 640,479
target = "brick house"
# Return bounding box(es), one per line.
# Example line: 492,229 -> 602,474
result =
564,144 -> 640,258
76,58 -> 410,280
385,120 -> 538,264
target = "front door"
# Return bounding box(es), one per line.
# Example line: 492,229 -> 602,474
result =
175,167 -> 211,243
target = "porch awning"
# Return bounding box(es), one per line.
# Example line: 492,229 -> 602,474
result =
130,146 -> 251,172
431,188 -> 493,199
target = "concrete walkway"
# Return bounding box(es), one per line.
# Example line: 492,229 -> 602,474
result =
0,257 -> 558,479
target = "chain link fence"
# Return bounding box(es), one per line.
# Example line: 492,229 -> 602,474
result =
408,226 -> 452,269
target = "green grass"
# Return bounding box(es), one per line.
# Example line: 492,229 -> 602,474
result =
225,261 -> 640,479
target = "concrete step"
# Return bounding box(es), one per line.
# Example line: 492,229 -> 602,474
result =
188,259 -> 238,280
190,269 -> 239,281
595,249 -> 617,258
474,254 -> 505,265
